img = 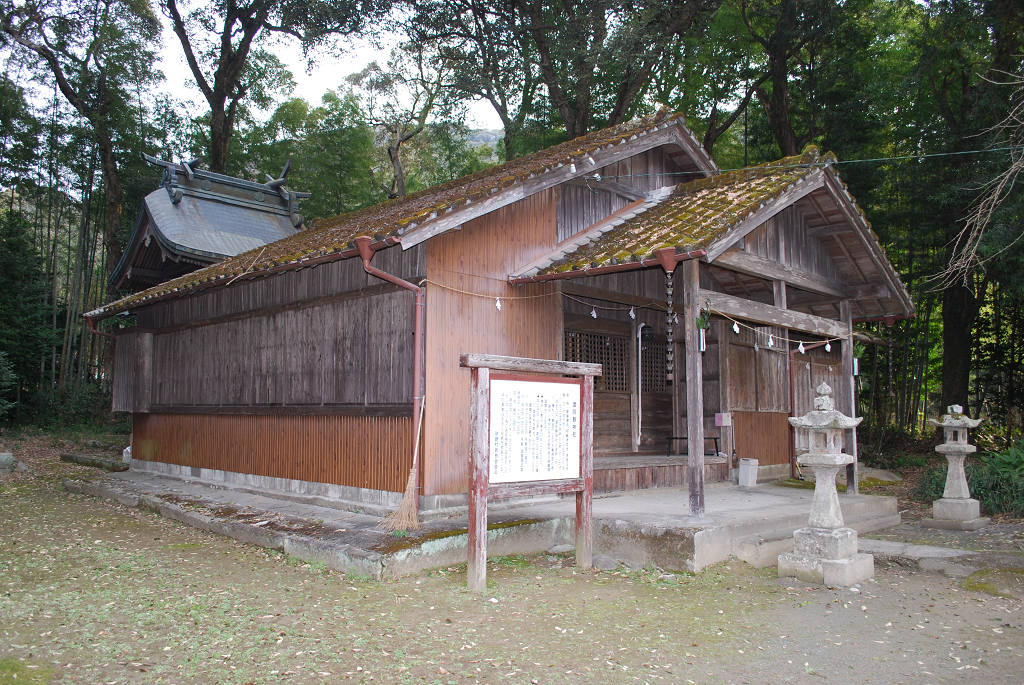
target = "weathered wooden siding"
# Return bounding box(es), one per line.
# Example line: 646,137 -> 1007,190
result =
557,147 -> 684,242
424,189 -> 561,496
724,325 -> 790,413
740,207 -> 842,283
132,413 -> 414,492
791,346 -> 843,452
733,411 -> 791,466
593,456 -> 729,493
149,288 -> 414,408
112,331 -> 138,412
136,244 -> 425,329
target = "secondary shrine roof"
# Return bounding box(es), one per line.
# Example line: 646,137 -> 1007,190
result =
513,149 -> 833,278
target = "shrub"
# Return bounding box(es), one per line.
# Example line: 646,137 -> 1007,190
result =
914,443 -> 1024,518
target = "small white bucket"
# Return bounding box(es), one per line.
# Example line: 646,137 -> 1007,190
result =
738,458 -> 759,487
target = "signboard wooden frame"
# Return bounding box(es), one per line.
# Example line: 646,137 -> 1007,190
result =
460,353 -> 601,591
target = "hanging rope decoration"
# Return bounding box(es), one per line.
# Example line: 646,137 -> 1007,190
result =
423,279 -> 847,353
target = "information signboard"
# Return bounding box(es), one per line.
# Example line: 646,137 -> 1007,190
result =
461,353 -> 601,592
489,378 -> 581,483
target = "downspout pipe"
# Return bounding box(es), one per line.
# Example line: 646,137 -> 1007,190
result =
85,313 -> 115,340
354,236 -> 424,508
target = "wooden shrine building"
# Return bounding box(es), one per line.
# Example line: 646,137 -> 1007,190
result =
86,111 -> 913,517
110,156 -> 308,291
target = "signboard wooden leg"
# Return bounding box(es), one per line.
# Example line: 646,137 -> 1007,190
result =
576,375 -> 594,568
468,367 -> 490,591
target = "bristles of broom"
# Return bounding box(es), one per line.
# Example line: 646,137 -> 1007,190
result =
382,399 -> 425,532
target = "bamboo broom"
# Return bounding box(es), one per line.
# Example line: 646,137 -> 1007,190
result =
382,398 -> 425,532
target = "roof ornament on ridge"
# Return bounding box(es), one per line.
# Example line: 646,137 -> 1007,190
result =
264,159 -> 311,229
144,154 -> 205,204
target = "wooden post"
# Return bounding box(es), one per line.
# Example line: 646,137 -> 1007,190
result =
576,375 -> 594,567
839,301 -> 858,494
683,260 -> 705,517
137,331 -> 153,413
630,319 -> 639,453
467,366 -> 490,591
717,319 -> 733,473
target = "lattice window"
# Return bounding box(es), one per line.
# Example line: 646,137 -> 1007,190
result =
563,330 -> 629,391
641,341 -> 668,393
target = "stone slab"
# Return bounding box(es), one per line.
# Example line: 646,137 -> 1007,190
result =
64,471 -> 901,577
778,551 -> 874,586
793,527 -> 858,560
932,498 -> 981,522
920,517 -> 991,531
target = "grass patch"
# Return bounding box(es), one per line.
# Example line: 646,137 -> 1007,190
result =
0,657 -> 52,684
778,478 -> 847,493
859,477 -> 900,489
962,568 -> 1024,599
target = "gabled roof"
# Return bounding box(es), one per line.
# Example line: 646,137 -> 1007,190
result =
514,150 -> 825,278
511,148 -> 914,322
110,157 -> 306,290
87,111 -> 715,320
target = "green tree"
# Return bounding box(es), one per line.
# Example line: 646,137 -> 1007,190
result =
161,0 -> 391,174
1,0 -> 163,299
230,91 -> 379,217
0,75 -> 41,188
0,209 -> 57,414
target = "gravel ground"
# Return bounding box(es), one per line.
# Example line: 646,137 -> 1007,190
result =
1,437 -> 1022,684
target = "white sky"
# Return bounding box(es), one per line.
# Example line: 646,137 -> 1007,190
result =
154,17 -> 505,131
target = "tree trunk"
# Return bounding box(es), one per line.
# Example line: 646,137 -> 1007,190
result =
756,53 -> 799,156
941,282 -> 980,412
208,105 -> 231,174
387,137 -> 406,198
95,131 -> 123,300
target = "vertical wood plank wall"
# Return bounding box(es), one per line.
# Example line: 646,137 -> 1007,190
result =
148,289 -> 413,407
111,246 -> 427,494
132,413 -> 414,492
556,148 -> 683,241
424,189 -> 561,496
740,207 -> 843,285
732,411 -> 791,466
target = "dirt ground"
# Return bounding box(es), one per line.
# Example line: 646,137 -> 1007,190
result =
1,437 -> 1023,685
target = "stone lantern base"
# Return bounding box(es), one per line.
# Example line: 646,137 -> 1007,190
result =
921,498 -> 990,530
778,527 -> 874,587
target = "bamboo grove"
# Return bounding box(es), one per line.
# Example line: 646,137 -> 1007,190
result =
0,0 -> 1022,446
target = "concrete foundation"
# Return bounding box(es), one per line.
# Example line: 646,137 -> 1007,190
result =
66,470 -> 900,577
777,551 -> 874,586
920,498 -> 991,531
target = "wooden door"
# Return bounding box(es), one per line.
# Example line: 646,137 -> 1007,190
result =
733,411 -> 791,466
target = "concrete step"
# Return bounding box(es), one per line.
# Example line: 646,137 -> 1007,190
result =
732,508 -> 901,568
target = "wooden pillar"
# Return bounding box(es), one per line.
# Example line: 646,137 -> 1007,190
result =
839,301 -> 858,494
683,260 -> 705,517
576,376 -> 594,568
137,331 -> 153,413
717,319 -> 733,470
772,280 -> 788,310
630,320 -> 639,453
467,366 -> 490,591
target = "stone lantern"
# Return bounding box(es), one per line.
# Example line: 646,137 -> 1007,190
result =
922,405 -> 989,530
778,382 -> 874,586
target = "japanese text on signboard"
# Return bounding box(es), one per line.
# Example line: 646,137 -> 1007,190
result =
488,379 -> 581,483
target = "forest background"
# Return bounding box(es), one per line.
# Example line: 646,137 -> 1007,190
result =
0,0 -> 1022,454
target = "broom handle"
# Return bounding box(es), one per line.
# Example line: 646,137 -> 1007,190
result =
411,396 -> 425,475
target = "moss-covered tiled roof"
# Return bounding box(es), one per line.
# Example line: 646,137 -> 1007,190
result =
531,147 -> 834,276
87,110 -> 702,319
